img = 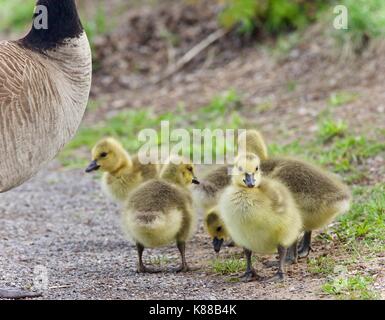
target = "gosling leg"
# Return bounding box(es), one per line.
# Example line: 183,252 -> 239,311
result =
298,231 -> 312,258
285,239 -> 298,264
240,248 -> 261,282
263,240 -> 298,268
136,243 -> 161,273
263,245 -> 287,282
173,241 -> 198,272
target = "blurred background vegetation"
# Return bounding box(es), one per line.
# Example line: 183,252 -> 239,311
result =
0,0 -> 384,299
1,0 -> 385,51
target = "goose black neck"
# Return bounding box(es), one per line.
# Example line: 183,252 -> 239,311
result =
21,0 -> 83,51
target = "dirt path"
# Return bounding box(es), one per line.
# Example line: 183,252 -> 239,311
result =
0,161 -> 348,300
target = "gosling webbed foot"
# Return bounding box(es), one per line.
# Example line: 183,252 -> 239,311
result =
171,264 -> 199,273
136,265 -> 162,274
262,271 -> 285,283
240,269 -> 262,282
262,245 -> 287,283
263,256 -> 297,268
0,288 -> 42,299
298,245 -> 312,259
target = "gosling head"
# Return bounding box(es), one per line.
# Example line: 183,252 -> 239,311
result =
160,155 -> 200,186
238,129 -> 268,161
232,153 -> 261,189
205,209 -> 228,253
86,138 -> 131,174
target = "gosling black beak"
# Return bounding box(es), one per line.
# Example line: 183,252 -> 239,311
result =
243,173 -> 255,188
85,160 -> 100,173
192,176 -> 200,185
212,237 -> 224,253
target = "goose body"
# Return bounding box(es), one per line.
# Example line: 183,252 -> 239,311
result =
0,0 -> 91,298
0,0 -> 92,192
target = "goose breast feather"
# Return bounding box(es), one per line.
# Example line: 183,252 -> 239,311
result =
0,35 -> 91,192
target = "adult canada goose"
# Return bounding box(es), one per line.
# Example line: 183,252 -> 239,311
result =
0,0 -> 92,298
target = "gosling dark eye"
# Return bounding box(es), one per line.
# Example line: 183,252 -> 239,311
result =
100,152 -> 108,158
216,226 -> 222,232
238,166 -> 243,172
187,167 -> 193,172
256,166 -> 259,171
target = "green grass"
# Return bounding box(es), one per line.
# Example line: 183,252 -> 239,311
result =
269,140 -> 308,158
0,0 -> 34,31
0,0 -> 109,57
211,257 -> 247,275
317,134 -> 385,174
218,0 -> 327,34
268,125 -> 385,184
318,118 -> 348,143
322,275 -> 379,300
328,91 -> 359,107
333,184 -> 385,250
332,0 -> 385,52
307,255 -> 336,275
60,90 -> 245,168
149,255 -> 172,266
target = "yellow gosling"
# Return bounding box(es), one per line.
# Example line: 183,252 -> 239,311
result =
86,137 -> 159,203
219,153 -> 302,282
121,156 -> 200,273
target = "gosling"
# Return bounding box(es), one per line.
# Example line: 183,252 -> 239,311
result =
191,130 -> 268,212
261,157 -> 351,260
192,165 -> 232,213
85,137 -> 159,203
219,153 -> 302,282
232,129 -> 351,260
204,207 -> 232,253
122,156 -> 200,273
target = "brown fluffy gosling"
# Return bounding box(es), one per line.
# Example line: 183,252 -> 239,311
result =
219,153 -> 302,282
191,165 -> 232,213
85,137 -> 159,203
122,156 -> 200,273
